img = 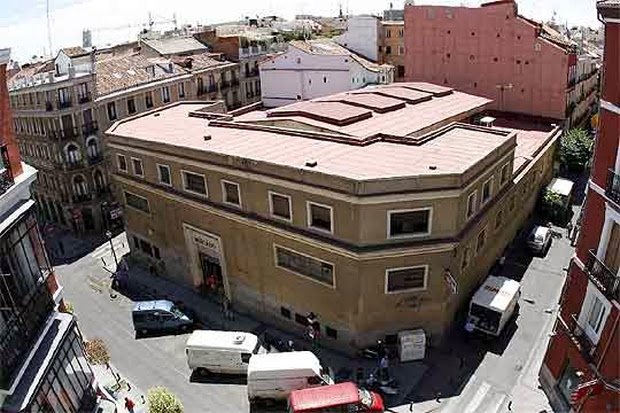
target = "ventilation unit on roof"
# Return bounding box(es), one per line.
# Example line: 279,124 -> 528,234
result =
305,160 -> 318,168
479,116 -> 496,128
233,335 -> 246,344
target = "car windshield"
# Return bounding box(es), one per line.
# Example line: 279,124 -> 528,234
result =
358,388 -> 373,408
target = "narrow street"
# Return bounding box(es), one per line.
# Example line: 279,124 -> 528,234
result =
403,218 -> 576,413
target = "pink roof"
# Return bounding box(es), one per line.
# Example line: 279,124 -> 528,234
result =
109,84 -> 558,184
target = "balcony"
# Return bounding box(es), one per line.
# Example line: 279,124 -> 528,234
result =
196,87 -> 207,96
48,127 -> 79,141
208,84 -> 218,93
221,80 -> 231,89
87,154 -> 104,166
82,121 -> 98,136
245,68 -> 259,77
0,280 -> 55,390
78,92 -> 91,104
231,78 -> 240,87
57,98 -> 72,109
96,185 -> 111,196
585,250 -> 620,302
0,164 -> 14,197
45,101 -> 54,111
65,159 -> 85,170
560,313 -> 595,363
72,193 -> 93,204
606,169 -> 620,206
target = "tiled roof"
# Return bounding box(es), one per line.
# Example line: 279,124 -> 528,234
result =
170,52 -> 229,72
95,54 -> 187,97
7,61 -> 53,89
142,37 -> 208,55
60,47 -> 89,57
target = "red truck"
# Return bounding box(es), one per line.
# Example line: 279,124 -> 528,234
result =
288,382 -> 384,413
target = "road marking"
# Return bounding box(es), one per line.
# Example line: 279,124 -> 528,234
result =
463,381 -> 491,413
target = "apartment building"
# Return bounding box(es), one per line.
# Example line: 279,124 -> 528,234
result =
194,27 -> 274,108
539,1 -> 620,411
0,48 -> 95,413
379,21 -> 405,81
106,83 -> 561,348
260,40 -> 394,107
404,0 -> 600,123
334,15 -> 382,62
7,44 -> 233,234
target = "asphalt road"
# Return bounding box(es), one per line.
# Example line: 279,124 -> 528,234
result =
404,224 -> 573,413
56,238 -> 252,413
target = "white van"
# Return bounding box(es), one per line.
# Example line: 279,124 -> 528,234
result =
185,330 -> 265,375
465,276 -> 521,337
247,351 -> 333,404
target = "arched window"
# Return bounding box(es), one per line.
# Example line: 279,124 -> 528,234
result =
73,175 -> 88,196
86,137 -> 99,158
65,143 -> 81,163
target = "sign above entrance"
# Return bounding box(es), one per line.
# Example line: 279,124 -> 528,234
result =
193,233 -> 220,255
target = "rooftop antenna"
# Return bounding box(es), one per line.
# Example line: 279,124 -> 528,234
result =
46,0 -> 54,58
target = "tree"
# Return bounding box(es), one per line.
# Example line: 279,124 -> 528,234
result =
541,188 -> 566,224
147,387 -> 183,413
559,128 -> 593,172
84,338 -> 120,384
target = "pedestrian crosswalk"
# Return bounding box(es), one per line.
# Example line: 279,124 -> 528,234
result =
441,377 -> 509,413
91,237 -> 130,262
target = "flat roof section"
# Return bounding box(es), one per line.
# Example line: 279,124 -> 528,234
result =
318,93 -> 406,113
110,104 -> 514,181
268,101 -> 373,126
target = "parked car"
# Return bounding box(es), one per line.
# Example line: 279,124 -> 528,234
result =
288,382 -> 384,412
186,330 -> 267,375
132,300 -> 193,336
247,351 -> 333,405
527,225 -> 552,254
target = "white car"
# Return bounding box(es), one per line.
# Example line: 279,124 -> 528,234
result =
527,226 -> 552,254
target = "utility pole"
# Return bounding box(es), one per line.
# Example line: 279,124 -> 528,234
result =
46,0 -> 53,58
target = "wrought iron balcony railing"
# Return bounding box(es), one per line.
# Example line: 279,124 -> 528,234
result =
585,249 -> 620,302
57,98 -> 72,109
72,193 -> 93,204
82,121 -> 98,136
78,91 -> 92,104
606,169 -> 620,206
48,127 -> 79,140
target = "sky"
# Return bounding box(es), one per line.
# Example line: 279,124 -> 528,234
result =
0,0 -> 600,63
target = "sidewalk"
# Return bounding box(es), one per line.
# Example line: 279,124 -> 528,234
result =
112,258 -> 428,407
93,363 -> 148,413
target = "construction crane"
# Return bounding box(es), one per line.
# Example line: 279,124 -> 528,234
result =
84,13 -> 178,44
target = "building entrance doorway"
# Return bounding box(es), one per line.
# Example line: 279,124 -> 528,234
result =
200,253 -> 223,295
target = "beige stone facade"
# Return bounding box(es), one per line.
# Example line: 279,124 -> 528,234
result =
106,84 -> 560,348
380,21 -> 405,81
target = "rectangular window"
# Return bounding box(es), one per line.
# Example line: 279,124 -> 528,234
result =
386,29 -> 392,38
495,209 -> 503,230
398,46 -> 405,55
398,28 -> 404,37
385,266 -> 428,294
157,164 -> 171,186
153,246 -> 161,260
586,296 -> 605,333
131,158 -> 143,177
145,92 -> 153,108
388,208 -> 431,238
482,178 -> 493,204
117,154 -> 127,172
385,45 -> 392,55
269,191 -> 292,221
162,86 -> 171,103
325,326 -> 338,339
178,83 -> 185,98
307,202 -> 333,233
461,246 -> 471,271
125,192 -> 150,213
182,171 -> 207,196
127,98 -> 136,114
275,246 -> 334,287
466,191 -> 477,219
500,163 -> 510,185
107,102 -> 117,121
133,236 -> 140,249
476,227 -> 487,253
221,180 -> 241,206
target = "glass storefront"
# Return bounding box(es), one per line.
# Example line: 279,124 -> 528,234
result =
30,327 -> 95,413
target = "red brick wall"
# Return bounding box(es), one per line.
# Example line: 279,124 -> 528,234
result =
575,190 -> 605,262
404,1 -> 569,119
0,62 -> 22,177
601,24 -> 620,106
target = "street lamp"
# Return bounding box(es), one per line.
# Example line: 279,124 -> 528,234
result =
106,230 -> 118,268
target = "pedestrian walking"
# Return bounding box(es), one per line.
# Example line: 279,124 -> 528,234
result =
566,221 -> 573,238
379,354 -> 389,382
222,296 -> 234,321
124,397 -> 135,413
